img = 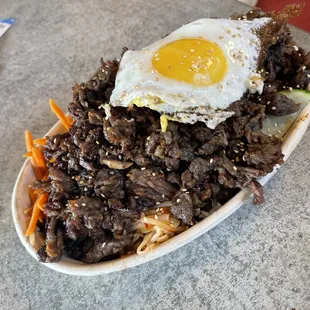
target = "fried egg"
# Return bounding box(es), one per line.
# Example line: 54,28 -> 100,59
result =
110,17 -> 271,129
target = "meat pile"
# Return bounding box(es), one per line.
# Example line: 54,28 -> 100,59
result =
34,9 -> 310,263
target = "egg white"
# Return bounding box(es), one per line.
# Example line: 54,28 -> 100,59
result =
110,17 -> 271,128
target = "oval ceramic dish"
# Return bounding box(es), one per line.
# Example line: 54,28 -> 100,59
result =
12,91 -> 310,276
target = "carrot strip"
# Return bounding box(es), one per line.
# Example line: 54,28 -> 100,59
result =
42,172 -> 49,180
38,212 -> 44,223
49,98 -> 70,130
37,202 -> 45,211
49,158 -> 55,163
25,193 -> 49,236
32,147 -> 46,170
30,158 -> 45,180
33,189 -> 42,196
33,138 -> 47,145
25,130 -> 34,152
66,114 -> 74,125
29,188 -> 37,204
23,151 -> 32,158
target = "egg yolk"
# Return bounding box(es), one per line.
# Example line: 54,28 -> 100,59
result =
152,38 -> 227,86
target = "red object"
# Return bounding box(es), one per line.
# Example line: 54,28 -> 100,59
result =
257,0 -> 310,32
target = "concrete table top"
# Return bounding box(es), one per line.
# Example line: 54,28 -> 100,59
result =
1,0 -> 310,309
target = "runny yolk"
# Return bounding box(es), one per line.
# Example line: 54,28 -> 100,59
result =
151,38 -> 227,86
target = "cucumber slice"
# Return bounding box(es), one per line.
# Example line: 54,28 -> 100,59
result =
262,89 -> 310,139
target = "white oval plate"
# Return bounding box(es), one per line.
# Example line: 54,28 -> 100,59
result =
12,98 -> 310,276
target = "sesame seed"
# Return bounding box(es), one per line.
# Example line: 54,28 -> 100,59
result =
74,203 -> 78,207
266,101 -> 271,105
277,130 -> 282,134
197,41 -> 201,44
134,196 -> 139,199
71,176 -> 75,179
176,199 -> 181,203
302,66 -> 306,70
162,194 -> 165,198
155,58 -> 160,61
190,49 -> 195,52
152,172 -> 156,176
210,158 -> 214,164
156,202 -> 160,205
307,74 -> 310,78
170,224 -> 174,228
101,194 -> 105,198
155,215 -> 158,220
181,188 -> 187,192
298,53 -> 302,57
272,106 -> 276,110
96,141 -> 100,144
293,45 -> 299,51
84,187 -> 88,192
267,128 -> 270,132
141,167 -> 146,170
234,150 -> 238,153
274,122 -> 277,127
297,85 -> 300,88
289,87 -> 293,92
233,166 -> 237,171
109,171 -> 114,175
105,151 -> 109,156
118,155 -> 122,160
81,203 -> 86,207
268,84 -> 271,88
102,242 -> 106,248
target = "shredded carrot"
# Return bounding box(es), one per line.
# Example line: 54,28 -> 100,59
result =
23,151 -> 32,158
33,137 -> 47,145
42,172 -> 49,180
25,130 -> 34,152
32,147 -> 46,170
24,207 -> 33,214
30,158 -> 45,180
37,202 -> 45,211
33,189 -> 42,196
25,193 -> 49,236
29,188 -> 37,204
38,212 -> 44,223
66,114 -> 74,125
49,158 -> 55,163
49,98 -> 70,130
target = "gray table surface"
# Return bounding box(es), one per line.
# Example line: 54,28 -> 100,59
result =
1,0 -> 310,309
